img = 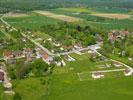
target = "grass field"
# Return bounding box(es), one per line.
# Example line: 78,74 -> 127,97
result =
47,75 -> 133,100
4,14 -> 61,30
46,52 -> 133,100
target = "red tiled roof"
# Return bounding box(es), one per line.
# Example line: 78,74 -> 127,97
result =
3,52 -> 13,58
42,52 -> 49,60
24,48 -> 31,52
123,31 -> 129,36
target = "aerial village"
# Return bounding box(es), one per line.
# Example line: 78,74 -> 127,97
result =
0,12 -> 133,95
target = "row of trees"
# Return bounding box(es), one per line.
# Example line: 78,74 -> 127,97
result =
7,59 -> 53,79
40,22 -> 96,46
101,34 -> 133,58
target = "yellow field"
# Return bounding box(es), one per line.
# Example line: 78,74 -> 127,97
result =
90,13 -> 130,19
34,10 -> 82,22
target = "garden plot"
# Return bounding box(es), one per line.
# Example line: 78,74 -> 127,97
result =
34,10 -> 82,22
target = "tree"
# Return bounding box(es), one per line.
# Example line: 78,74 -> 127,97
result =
30,59 -> 50,76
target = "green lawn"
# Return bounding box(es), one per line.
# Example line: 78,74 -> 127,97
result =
47,74 -> 133,100
46,52 -> 133,100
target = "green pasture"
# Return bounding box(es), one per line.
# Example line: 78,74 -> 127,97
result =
4,14 -> 61,30
12,77 -> 48,100
47,73 -> 133,100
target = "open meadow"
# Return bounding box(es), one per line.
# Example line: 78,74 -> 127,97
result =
47,53 -> 133,100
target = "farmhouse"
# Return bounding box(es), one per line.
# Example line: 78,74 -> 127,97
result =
113,61 -> 122,67
124,68 -> 133,76
64,45 -> 74,51
92,72 -> 104,79
3,52 -> 13,60
88,49 -> 96,54
13,51 -> 22,58
23,48 -> 32,62
108,32 -> 117,43
3,52 -> 14,63
121,30 -> 129,37
36,48 -> 53,64
42,52 -> 53,65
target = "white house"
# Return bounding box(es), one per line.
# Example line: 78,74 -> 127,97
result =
124,68 -> 133,76
55,60 -> 66,67
88,50 -> 95,54
92,72 -> 104,79
113,62 -> 122,67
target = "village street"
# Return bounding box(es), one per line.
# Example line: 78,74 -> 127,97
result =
0,13 -> 101,57
1,13 -> 133,73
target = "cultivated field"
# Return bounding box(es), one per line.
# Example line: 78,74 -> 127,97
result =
90,13 -> 130,19
4,14 -> 60,30
4,13 -> 28,18
34,10 -> 82,22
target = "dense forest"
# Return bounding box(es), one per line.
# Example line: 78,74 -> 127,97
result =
0,0 -> 133,13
